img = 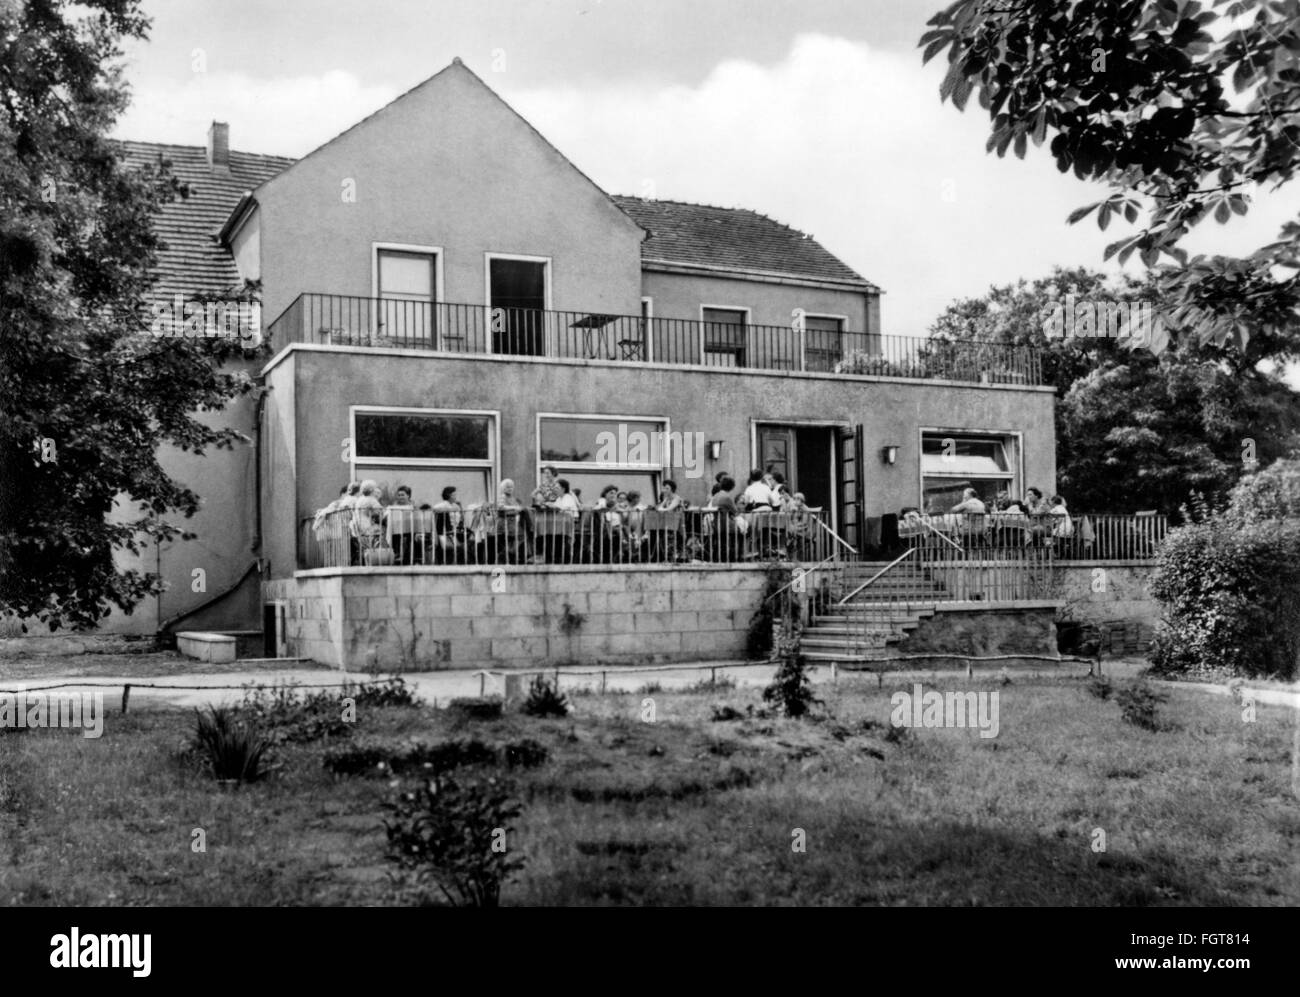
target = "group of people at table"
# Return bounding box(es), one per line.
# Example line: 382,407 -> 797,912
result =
901,486 -> 1076,545
312,466 -> 815,564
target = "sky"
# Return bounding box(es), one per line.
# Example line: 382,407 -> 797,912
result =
111,0 -> 1300,341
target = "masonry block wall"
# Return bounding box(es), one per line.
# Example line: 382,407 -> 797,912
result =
264,566 -> 771,671
1056,562 -> 1159,656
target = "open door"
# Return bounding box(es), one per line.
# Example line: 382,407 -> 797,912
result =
837,424 -> 864,550
489,258 -> 546,356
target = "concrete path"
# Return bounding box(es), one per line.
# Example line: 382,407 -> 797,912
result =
0,658 -> 1115,712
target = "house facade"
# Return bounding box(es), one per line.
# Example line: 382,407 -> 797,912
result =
109,59 -> 1058,667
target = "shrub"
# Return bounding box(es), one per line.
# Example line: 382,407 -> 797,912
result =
188,706 -> 273,783
762,653 -> 821,718
1115,679 -> 1167,731
447,696 -> 504,721
1227,457 -> 1300,524
711,705 -> 745,722
520,675 -> 569,718
834,351 -> 902,377
347,677 -> 422,709
746,565 -> 788,661
238,683 -> 354,744
324,736 -> 547,777
1148,515 -> 1300,679
384,774 -> 525,907
1085,674 -> 1113,701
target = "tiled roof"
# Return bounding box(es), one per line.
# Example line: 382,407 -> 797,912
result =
115,141 -> 293,298
114,140 -> 876,296
611,195 -> 877,291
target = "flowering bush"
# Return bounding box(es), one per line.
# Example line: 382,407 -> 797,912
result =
1148,466 -> 1300,679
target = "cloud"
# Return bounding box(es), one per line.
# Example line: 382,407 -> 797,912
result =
114,69 -> 397,159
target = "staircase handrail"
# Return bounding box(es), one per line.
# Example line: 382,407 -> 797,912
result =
764,520 -> 858,605
836,546 -> 918,606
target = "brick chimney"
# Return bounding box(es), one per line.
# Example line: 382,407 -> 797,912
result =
207,121 -> 230,170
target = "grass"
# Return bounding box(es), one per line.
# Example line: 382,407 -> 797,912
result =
1,674 -> 1297,906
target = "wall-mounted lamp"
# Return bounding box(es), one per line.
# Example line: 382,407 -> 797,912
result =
880,445 -> 899,465
707,440 -> 723,461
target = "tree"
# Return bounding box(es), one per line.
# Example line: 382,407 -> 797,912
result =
0,1 -> 260,630
922,0 -> 1300,361
929,267 -> 1300,511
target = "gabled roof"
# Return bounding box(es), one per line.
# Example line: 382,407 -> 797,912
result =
251,59 -> 644,239
115,140 -> 293,297
611,195 -> 878,291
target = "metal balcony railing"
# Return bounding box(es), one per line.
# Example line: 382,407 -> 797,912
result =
299,505 -> 840,570
267,293 -> 1044,385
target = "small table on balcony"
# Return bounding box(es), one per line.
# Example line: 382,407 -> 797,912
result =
571,313 -> 620,359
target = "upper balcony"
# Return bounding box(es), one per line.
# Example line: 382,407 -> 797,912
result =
267,292 -> 1044,386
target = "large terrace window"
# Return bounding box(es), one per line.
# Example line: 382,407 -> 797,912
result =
920,431 -> 1019,513
351,407 -> 497,506
538,414 -> 668,500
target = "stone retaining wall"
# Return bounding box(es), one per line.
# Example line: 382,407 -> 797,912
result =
264,566 -> 773,671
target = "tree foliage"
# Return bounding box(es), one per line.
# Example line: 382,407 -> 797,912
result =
1149,461 -> 1300,679
929,266 -> 1300,511
0,0 -> 261,630
923,0 -> 1300,361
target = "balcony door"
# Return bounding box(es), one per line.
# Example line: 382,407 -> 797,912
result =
489,255 -> 548,356
375,247 -> 438,345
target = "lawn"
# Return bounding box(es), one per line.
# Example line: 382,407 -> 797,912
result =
1,673 -> 1296,906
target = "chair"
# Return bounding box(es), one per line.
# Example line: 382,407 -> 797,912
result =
618,335 -> 645,361
533,509 -> 576,563
385,505 -> 418,565
643,509 -> 684,562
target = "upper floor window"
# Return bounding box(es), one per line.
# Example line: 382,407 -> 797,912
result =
804,314 -> 845,372
702,306 -> 747,367
374,246 -> 439,343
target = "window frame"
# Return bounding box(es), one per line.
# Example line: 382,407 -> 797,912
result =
699,304 -> 751,367
801,311 -> 849,372
535,411 -> 673,491
349,406 -> 500,482
917,427 -> 1024,508
371,243 -> 444,303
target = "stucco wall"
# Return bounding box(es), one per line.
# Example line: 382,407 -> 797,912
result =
256,63 -> 645,328
265,565 -> 769,671
641,269 -> 873,333
97,371 -> 262,635
263,347 -> 1056,578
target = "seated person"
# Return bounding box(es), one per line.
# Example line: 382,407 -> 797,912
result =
497,478 -> 523,511
740,469 -> 777,512
656,479 -> 684,512
531,465 -> 561,509
625,490 -> 648,545
383,484 -> 416,562
950,488 -> 986,515
552,478 -> 581,518
1049,494 -> 1074,538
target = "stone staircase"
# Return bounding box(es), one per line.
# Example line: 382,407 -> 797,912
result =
798,560 -> 951,665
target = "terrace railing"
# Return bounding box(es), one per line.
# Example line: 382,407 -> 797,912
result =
267,293 -> 1044,386
299,506 -> 840,571
897,511 -> 1168,561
